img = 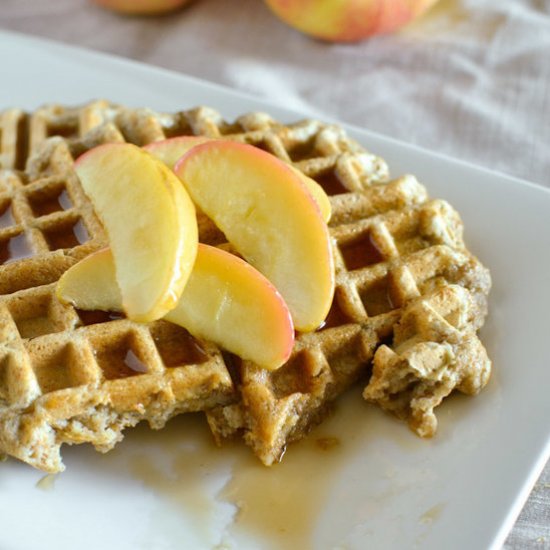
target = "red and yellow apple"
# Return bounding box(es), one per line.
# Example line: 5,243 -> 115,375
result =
264,0 -> 438,42
144,136 -> 331,223
173,140 -> 334,332
57,245 -> 295,370
92,0 -> 193,15
75,143 -> 198,323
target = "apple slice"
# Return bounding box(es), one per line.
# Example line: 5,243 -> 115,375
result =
144,136 -> 211,170
75,143 -> 198,323
144,136 -> 331,223
173,140 -> 334,332
57,245 -> 294,370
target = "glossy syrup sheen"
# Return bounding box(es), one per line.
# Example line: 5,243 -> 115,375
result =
0,233 -> 33,265
126,389 -> 373,549
29,188 -> 72,217
0,202 -> 15,228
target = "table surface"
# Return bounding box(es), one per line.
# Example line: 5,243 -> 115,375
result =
1,0 -> 549,547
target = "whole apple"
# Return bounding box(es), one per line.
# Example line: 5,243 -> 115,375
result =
93,0 -> 193,15
264,0 -> 438,42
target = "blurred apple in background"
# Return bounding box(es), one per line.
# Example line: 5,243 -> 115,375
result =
264,0 -> 439,42
93,0 -> 193,15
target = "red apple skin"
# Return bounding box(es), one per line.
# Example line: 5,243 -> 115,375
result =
173,140 -> 335,332
144,136 -> 332,223
93,0 -> 193,15
264,0 -> 438,42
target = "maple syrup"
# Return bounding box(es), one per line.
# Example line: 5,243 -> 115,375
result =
44,219 -> 89,250
314,170 -> 348,196
15,113 -> 29,170
29,188 -> 72,217
340,232 -> 385,271
95,338 -> 149,380
151,322 -> 208,367
361,278 -> 395,317
0,201 -> 15,228
73,219 -> 89,244
124,349 -> 148,374
0,233 -> 33,265
318,297 -> 352,330
76,309 -> 125,326
128,390 -> 365,550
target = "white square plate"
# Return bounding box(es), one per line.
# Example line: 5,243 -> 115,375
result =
1,30 -> 549,550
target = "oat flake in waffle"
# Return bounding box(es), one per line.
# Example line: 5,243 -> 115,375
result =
0,101 -> 491,471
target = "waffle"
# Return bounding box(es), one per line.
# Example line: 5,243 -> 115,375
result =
363,284 -> 491,438
0,101 -> 491,471
207,182 -> 491,464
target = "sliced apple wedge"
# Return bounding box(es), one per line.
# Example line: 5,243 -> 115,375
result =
57,247 -> 121,311
75,143 -> 198,323
288,165 -> 332,224
145,136 -> 331,223
57,245 -> 295,370
173,140 -> 334,332
144,136 -> 211,170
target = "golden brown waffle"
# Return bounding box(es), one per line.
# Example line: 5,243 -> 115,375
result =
0,134 -> 235,472
207,183 -> 491,464
363,284 -> 491,438
0,100 -> 491,471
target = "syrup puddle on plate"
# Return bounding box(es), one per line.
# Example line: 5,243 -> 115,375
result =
128,388 -> 372,550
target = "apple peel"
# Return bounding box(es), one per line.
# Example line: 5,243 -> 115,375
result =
75,143 -> 198,323
57,245 -> 295,370
174,140 -> 335,332
144,136 -> 331,223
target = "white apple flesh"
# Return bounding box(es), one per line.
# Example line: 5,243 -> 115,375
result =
57,245 -> 295,370
74,143 -> 198,323
173,140 -> 335,332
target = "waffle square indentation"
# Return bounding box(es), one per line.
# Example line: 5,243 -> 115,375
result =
8,292 -> 60,339
340,231 -> 385,271
360,277 -> 395,317
271,351 -> 315,398
31,344 -> 81,393
314,169 -> 349,196
93,332 -> 150,380
42,218 -> 89,250
27,186 -> 73,218
0,199 -> 15,229
0,232 -> 33,265
287,137 -> 318,162
150,321 -> 208,368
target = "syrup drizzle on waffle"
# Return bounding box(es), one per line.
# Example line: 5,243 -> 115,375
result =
0,101 -> 491,473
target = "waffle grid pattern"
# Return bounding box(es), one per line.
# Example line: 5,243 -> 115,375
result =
364,284 -> 491,439
0,101 -> 491,471
0,278 -> 235,471
207,183 -> 491,465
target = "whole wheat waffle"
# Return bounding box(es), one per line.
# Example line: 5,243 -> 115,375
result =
0,101 -> 491,471
207,182 -> 491,464
364,284 -> 491,438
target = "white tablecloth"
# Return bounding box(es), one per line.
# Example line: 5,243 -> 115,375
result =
1,0 -> 549,546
